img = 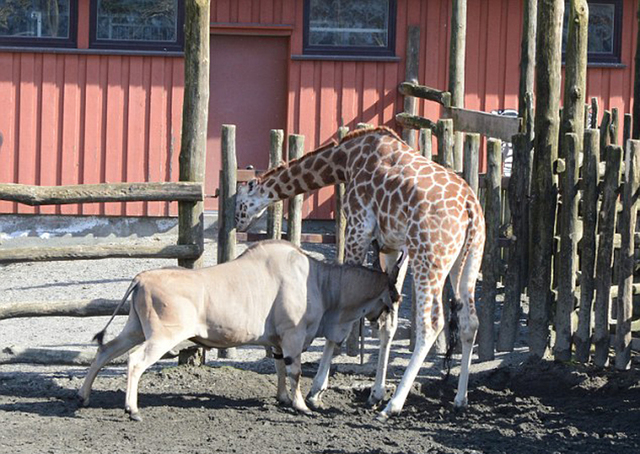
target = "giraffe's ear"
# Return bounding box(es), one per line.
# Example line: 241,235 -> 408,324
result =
248,179 -> 258,191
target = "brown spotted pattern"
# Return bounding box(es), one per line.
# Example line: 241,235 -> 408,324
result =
235,127 -> 485,418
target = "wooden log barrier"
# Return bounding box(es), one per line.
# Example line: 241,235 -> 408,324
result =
477,139 -> 502,361
574,129 -> 600,362
402,26 -> 420,149
615,139 -> 640,370
0,299 -> 125,320
217,124 -> 238,360
267,130 -> 284,241
554,133 -> 580,362
593,145 -> 623,367
0,182 -> 203,206
287,135 -> 304,247
335,126 -> 349,264
0,243 -> 201,264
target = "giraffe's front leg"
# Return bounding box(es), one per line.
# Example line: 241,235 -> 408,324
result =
367,250 -> 410,408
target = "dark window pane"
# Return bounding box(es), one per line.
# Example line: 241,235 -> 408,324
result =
96,0 -> 177,43
0,0 -> 70,39
588,4 -> 615,54
308,0 -> 389,48
562,1 -> 621,63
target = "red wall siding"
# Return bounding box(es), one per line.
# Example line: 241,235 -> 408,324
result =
0,53 -> 183,216
0,0 -> 637,218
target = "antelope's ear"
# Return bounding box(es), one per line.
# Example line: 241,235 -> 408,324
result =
388,248 -> 408,287
248,178 -> 258,191
371,240 -> 383,271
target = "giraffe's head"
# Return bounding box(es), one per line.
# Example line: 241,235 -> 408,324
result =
235,179 -> 271,231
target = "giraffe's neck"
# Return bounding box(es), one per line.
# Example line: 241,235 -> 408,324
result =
258,141 -> 349,201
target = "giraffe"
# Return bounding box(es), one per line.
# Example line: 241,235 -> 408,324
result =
234,126 -> 485,419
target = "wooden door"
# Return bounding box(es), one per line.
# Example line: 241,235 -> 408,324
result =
206,34 -> 289,210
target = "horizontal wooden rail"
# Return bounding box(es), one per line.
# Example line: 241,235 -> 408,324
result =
0,298 -> 126,320
396,113 -> 439,133
0,182 -> 203,206
237,232 -> 336,244
399,82 -> 451,107
0,243 -> 201,263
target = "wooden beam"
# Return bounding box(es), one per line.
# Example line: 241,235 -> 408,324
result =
398,82 -> 451,107
0,299 -> 126,320
395,113 -> 439,134
0,182 -> 203,206
442,106 -> 522,141
0,243 -> 201,263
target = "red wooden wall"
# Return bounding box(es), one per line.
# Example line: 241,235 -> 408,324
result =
0,0 -> 637,219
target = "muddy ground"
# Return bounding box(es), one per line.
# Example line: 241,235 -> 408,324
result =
1,236 -> 639,453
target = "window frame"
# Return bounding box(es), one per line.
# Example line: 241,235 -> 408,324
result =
0,0 -> 78,48
89,0 -> 184,52
302,0 -> 397,58
563,0 -> 623,65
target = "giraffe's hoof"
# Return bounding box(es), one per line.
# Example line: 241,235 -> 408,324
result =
306,396 -> 324,411
376,411 -> 390,423
453,396 -> 468,410
366,395 -> 383,409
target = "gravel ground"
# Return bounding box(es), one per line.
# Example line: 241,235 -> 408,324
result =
1,231 -> 639,453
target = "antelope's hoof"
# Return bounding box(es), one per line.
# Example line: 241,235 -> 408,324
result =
129,412 -> 142,422
306,396 -> 323,411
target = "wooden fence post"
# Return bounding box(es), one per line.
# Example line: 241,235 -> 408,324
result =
449,0 -> 467,172
590,98 -> 599,129
287,134 -> 304,247
634,3 -> 640,139
335,126 -> 349,264
267,130 -> 284,241
574,129 -> 600,362
437,119 -> 454,169
528,0 -> 564,359
519,0 -> 537,118
615,139 -> 640,370
462,133 -> 480,194
554,133 -> 580,361
176,0 -> 210,366
593,144 -> 622,367
498,131 -> 533,351
419,128 -> 432,161
478,139 -> 502,361
217,124 -> 238,359
402,26 -> 420,149
178,0 -> 210,271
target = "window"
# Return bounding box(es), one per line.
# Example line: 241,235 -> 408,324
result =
0,0 -> 77,47
303,0 -> 396,57
90,0 -> 184,51
563,0 -> 622,64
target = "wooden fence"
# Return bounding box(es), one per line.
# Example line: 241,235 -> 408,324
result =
401,76 -> 639,369
0,0 -> 211,366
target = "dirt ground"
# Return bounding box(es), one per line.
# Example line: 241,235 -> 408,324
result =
1,236 -> 639,454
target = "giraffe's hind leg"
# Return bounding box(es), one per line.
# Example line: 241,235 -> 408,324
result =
448,244 -> 482,409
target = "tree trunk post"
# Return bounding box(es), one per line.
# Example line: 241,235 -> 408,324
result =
178,0 -> 210,271
287,134 -> 304,247
593,145 -> 622,367
449,0 -> 467,172
216,124 -> 238,360
402,26 -> 420,149
634,1 -> 640,139
436,119 -> 454,169
554,133 -> 580,362
335,126 -> 349,264
462,133 -> 480,194
615,139 -> 640,370
528,0 -> 564,359
478,138 -> 502,361
519,0 -> 537,118
419,128 -> 432,161
177,0 -> 210,366
574,129 -> 600,362
267,129 -> 284,241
